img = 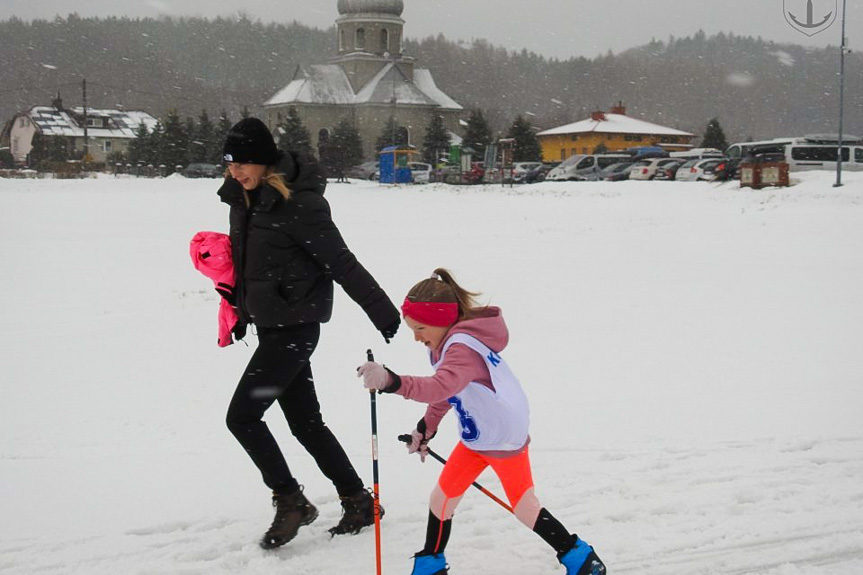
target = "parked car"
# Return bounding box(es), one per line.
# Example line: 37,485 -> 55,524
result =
524,163 -> 555,184
598,161 -> 634,181
408,161 -> 432,184
628,158 -> 684,181
181,163 -> 223,178
510,161 -> 543,183
347,161 -> 379,180
675,159 -> 724,181
653,159 -> 689,181
546,154 -> 630,181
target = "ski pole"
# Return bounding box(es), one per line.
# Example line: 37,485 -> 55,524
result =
397,434 -> 513,513
368,349 -> 383,575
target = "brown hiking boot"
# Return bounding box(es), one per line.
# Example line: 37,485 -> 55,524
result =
260,486 -> 318,549
328,489 -> 384,536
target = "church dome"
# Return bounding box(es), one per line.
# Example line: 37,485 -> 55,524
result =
337,0 -> 404,16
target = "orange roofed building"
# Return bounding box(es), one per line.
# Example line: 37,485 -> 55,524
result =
537,103 -> 695,162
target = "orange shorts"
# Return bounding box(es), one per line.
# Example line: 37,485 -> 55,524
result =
437,441 -> 534,507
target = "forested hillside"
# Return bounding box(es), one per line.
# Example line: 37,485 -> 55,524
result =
2,15 -> 860,143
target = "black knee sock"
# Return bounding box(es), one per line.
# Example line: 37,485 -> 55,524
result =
421,511 -> 452,555
533,508 -> 577,555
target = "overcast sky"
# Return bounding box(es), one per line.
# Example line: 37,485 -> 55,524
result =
1,0 -> 859,59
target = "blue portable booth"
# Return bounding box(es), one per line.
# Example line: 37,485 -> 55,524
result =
378,146 -> 413,184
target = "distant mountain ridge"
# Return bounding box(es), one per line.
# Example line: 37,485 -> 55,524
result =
1,15 -> 860,143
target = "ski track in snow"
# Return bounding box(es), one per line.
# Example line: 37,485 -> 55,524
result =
2,173 -> 863,574
2,437 -> 861,574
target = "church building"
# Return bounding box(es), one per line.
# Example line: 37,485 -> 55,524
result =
263,0 -> 463,160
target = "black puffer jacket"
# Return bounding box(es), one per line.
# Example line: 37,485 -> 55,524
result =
218,152 -> 399,332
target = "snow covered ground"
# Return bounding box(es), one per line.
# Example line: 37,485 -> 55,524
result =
1,171 -> 862,574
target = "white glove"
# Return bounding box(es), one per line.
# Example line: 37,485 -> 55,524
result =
357,361 -> 392,392
407,429 -> 430,462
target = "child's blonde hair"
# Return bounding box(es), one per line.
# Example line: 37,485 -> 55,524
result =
405,268 -> 484,322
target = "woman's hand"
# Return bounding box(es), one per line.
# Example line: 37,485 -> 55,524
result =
380,318 -> 400,343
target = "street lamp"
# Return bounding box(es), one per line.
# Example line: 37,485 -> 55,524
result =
834,0 -> 849,188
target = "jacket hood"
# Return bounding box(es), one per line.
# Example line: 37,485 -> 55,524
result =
279,150 -> 327,196
440,306 -> 509,354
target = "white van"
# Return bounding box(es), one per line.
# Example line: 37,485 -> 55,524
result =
669,148 -> 724,160
546,154 -> 630,181
726,135 -> 863,172
725,138 -> 795,160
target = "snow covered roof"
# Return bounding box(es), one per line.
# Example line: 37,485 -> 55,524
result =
537,113 -> 693,138
264,64 -> 462,110
28,106 -> 158,139
413,69 -> 462,110
354,63 -> 437,106
265,66 -> 356,106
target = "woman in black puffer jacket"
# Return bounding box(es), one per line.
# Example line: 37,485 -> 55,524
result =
216,118 -> 400,550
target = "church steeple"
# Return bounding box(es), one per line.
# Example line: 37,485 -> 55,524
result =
336,0 -> 404,58
333,0 -> 412,91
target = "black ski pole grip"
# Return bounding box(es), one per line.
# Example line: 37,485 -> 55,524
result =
397,434 -> 412,444
367,349 -> 375,362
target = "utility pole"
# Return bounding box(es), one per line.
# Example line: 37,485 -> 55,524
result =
834,0 -> 848,188
82,78 -> 89,162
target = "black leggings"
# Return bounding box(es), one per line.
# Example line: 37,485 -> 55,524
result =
225,323 -> 364,497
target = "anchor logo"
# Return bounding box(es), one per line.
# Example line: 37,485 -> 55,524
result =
784,0 -> 837,36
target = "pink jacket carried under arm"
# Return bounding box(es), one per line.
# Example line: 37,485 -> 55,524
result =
190,231 -> 240,347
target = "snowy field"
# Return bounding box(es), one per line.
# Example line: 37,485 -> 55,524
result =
1,171 -> 862,575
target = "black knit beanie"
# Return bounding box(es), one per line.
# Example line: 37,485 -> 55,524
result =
222,117 -> 281,165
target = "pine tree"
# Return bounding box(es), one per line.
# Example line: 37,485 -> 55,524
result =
332,118 -> 364,168
506,115 -> 542,162
29,132 -> 68,168
463,109 -> 493,158
127,122 -> 150,166
321,118 -> 364,179
276,106 -> 313,156
701,117 -> 729,151
162,109 -> 189,173
189,109 -> 216,164
422,114 -> 450,165
184,116 -> 198,164
375,116 -> 408,152
148,121 -> 166,168
0,147 -> 14,168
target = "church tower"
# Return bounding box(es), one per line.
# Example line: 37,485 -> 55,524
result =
263,0 -> 462,161
334,0 -> 412,91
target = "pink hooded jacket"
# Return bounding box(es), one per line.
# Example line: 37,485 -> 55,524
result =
190,231 -> 240,347
397,306 -> 509,437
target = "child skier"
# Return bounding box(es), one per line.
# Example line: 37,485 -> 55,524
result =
357,269 -> 606,575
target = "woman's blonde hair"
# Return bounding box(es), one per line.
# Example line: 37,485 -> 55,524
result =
224,165 -> 292,206
263,167 -> 292,199
406,268 -> 484,322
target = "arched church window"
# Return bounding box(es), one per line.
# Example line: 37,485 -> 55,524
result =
356,28 -> 365,50
381,29 -> 389,52
318,128 -> 331,147
340,29 -> 346,52
396,126 -> 409,147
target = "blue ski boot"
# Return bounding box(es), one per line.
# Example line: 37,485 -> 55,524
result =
410,552 -> 448,575
558,537 -> 606,575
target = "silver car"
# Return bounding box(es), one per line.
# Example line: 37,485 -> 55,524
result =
675,159 -> 724,182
